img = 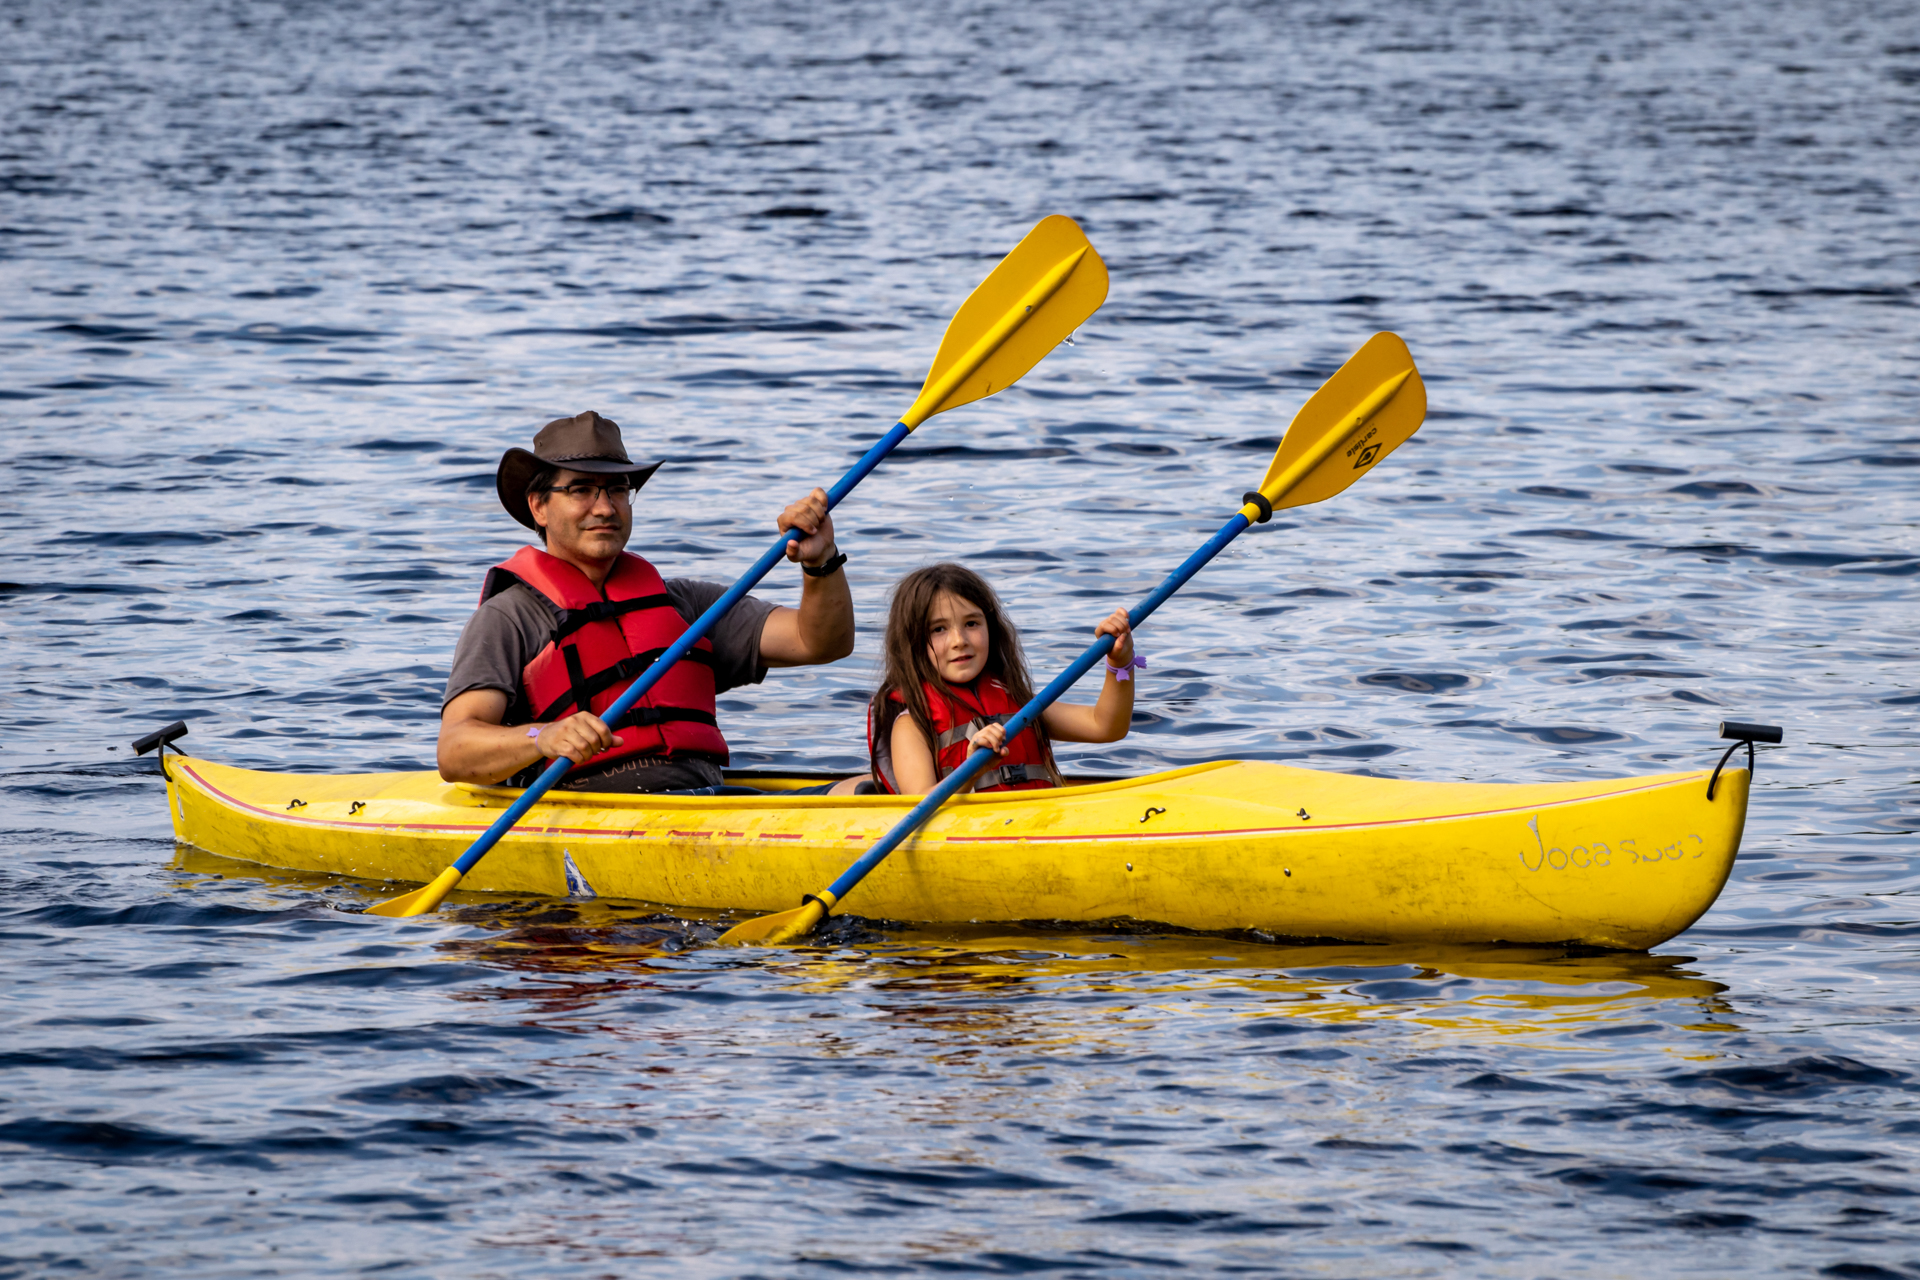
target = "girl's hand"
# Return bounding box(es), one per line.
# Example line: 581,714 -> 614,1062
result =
1095,608 -> 1134,666
970,723 -> 1009,756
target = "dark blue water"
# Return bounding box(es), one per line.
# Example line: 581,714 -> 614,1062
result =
4,1 -> 1918,1273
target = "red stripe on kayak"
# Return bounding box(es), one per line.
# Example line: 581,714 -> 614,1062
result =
174,762 -> 623,839
941,776 -> 1684,843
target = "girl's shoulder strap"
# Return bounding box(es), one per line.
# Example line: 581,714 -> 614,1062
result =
869,687 -> 914,793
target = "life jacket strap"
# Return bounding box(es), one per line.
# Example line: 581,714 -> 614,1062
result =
562,644 -> 593,728
534,645 -> 719,723
976,762 -> 1040,790
623,706 -> 722,728
549,593 -> 674,643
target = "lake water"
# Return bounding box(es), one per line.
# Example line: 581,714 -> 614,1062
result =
3,1 -> 1918,1274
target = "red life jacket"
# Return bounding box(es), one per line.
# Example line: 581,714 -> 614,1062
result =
868,676 -> 1054,794
482,546 -> 728,770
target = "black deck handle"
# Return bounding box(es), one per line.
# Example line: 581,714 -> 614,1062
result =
1708,721 -> 1783,800
132,721 -> 189,756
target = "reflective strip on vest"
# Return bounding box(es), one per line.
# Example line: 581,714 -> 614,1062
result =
934,714 -> 1008,753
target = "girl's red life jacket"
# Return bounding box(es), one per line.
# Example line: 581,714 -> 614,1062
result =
868,676 -> 1055,795
482,546 -> 729,771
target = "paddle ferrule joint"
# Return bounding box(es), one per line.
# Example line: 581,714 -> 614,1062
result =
802,888 -> 839,914
1241,491 -> 1274,523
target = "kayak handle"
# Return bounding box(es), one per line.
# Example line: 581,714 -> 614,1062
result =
131,719 -> 190,781
1708,721 -> 1782,801
132,720 -> 189,756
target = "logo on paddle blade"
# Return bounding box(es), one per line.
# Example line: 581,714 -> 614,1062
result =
1353,441 -> 1382,469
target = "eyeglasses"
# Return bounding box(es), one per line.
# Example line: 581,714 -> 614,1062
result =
543,480 -> 636,503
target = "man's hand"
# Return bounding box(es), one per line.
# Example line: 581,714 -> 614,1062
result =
439,689 -> 623,784
778,487 -> 836,566
532,713 -> 622,766
760,486 -> 855,667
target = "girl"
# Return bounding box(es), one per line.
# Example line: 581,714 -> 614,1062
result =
865,563 -> 1139,795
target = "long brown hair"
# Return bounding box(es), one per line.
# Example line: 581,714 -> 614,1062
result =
871,563 -> 1057,782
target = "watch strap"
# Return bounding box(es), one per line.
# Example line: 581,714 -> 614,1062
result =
802,550 -> 848,578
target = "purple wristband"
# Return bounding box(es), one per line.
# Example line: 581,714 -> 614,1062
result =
527,725 -> 541,739
1106,653 -> 1146,681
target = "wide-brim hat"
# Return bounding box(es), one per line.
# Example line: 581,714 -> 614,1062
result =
496,410 -> 663,531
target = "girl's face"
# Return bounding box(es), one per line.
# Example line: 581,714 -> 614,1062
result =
925,590 -> 990,685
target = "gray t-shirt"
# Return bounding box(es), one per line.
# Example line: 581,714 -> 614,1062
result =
443,579 -> 777,792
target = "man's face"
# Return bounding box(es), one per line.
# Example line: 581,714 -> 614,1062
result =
528,468 -> 633,564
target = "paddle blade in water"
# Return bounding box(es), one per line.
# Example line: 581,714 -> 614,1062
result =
900,214 -> 1108,428
364,866 -> 463,918
717,895 -> 832,946
1257,331 -> 1426,510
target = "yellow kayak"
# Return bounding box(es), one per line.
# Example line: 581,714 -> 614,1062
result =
158,752 -> 1749,950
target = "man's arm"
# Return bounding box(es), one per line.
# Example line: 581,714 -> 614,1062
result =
437,688 -> 620,784
759,487 -> 855,667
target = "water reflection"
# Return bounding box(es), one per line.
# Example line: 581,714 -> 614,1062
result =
176,843 -> 1735,1047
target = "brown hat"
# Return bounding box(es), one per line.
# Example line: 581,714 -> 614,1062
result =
495,411 -> 663,531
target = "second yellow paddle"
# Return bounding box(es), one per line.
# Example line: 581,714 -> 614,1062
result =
720,331 -> 1428,945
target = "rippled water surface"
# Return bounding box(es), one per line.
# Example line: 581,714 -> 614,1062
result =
4,1 -> 1919,1274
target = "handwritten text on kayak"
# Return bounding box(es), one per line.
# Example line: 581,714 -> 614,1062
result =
1521,814 -> 1706,872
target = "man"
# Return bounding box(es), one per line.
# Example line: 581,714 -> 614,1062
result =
439,410 -> 853,794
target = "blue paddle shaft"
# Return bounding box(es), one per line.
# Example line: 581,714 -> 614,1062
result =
822,508 -> 1256,904
451,419 -> 914,877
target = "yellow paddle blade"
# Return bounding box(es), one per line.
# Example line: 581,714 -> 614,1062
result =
717,892 -> 835,946
899,215 -> 1109,429
364,866 -> 464,918
1254,331 -> 1426,512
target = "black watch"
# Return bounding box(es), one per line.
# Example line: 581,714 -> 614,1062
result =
802,549 -> 848,578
